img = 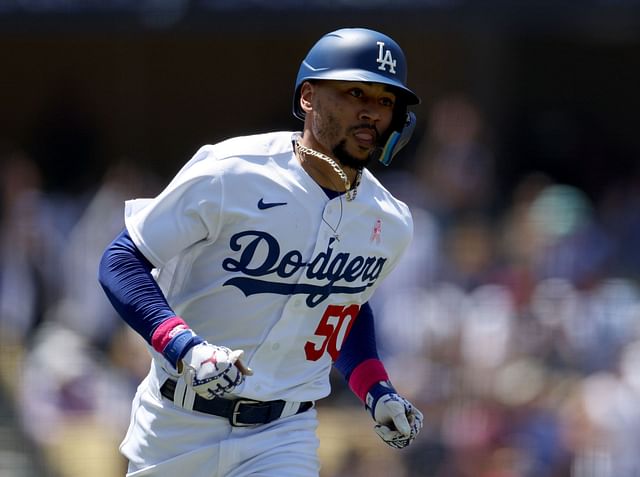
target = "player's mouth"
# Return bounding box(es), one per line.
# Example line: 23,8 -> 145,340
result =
351,125 -> 379,148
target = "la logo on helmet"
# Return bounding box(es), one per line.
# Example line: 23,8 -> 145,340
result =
376,41 -> 397,74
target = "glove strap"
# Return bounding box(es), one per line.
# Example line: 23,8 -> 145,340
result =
151,317 -> 204,368
365,380 -> 397,418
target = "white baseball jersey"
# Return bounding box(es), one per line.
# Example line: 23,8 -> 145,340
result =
125,131 -> 413,403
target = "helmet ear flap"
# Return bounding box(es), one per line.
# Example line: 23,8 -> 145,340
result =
374,112 -> 417,166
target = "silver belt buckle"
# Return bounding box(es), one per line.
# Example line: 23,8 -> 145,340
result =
230,399 -> 261,427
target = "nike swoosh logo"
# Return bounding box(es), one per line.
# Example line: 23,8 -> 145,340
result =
258,198 -> 288,210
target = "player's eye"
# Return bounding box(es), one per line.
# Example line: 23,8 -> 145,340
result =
380,96 -> 395,108
348,88 -> 364,98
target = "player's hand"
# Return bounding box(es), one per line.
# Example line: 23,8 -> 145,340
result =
366,381 -> 423,449
181,342 -> 252,399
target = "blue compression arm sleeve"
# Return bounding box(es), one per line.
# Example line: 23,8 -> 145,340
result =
98,228 -> 176,343
334,302 -> 380,380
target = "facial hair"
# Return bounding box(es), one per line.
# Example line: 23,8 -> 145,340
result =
332,140 -> 371,170
332,125 -> 382,171
312,103 -> 382,171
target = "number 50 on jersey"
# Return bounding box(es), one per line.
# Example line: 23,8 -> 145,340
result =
305,304 -> 361,361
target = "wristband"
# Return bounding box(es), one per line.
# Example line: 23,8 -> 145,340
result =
347,358 -> 390,402
151,317 -> 204,368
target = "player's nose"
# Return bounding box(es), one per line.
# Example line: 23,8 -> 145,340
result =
358,106 -> 383,122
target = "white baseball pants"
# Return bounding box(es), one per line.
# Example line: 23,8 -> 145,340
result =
120,378 -> 321,477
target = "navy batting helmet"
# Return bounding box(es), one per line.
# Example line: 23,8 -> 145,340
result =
293,28 -> 420,166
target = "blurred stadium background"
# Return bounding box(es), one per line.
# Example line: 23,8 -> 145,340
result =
1,1 -> 640,476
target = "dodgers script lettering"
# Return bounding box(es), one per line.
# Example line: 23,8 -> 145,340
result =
222,231 -> 387,307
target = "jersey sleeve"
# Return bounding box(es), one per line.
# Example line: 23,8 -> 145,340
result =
125,149 -> 225,267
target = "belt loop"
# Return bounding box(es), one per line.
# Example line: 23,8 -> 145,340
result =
173,378 -> 196,410
280,401 -> 301,419
182,386 -> 196,411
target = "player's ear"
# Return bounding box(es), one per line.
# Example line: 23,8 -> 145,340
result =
299,81 -> 314,115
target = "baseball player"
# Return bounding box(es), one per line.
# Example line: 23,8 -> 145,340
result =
99,27 -> 423,476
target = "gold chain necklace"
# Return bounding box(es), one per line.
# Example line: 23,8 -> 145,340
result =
295,140 -> 362,201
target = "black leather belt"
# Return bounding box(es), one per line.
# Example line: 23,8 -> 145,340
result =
160,379 -> 313,427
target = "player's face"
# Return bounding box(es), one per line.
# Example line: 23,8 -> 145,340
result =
309,80 -> 396,169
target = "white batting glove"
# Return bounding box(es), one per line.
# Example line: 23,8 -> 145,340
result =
181,342 -> 250,399
366,381 -> 423,449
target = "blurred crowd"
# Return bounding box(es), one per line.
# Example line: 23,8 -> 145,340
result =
1,93 -> 640,477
